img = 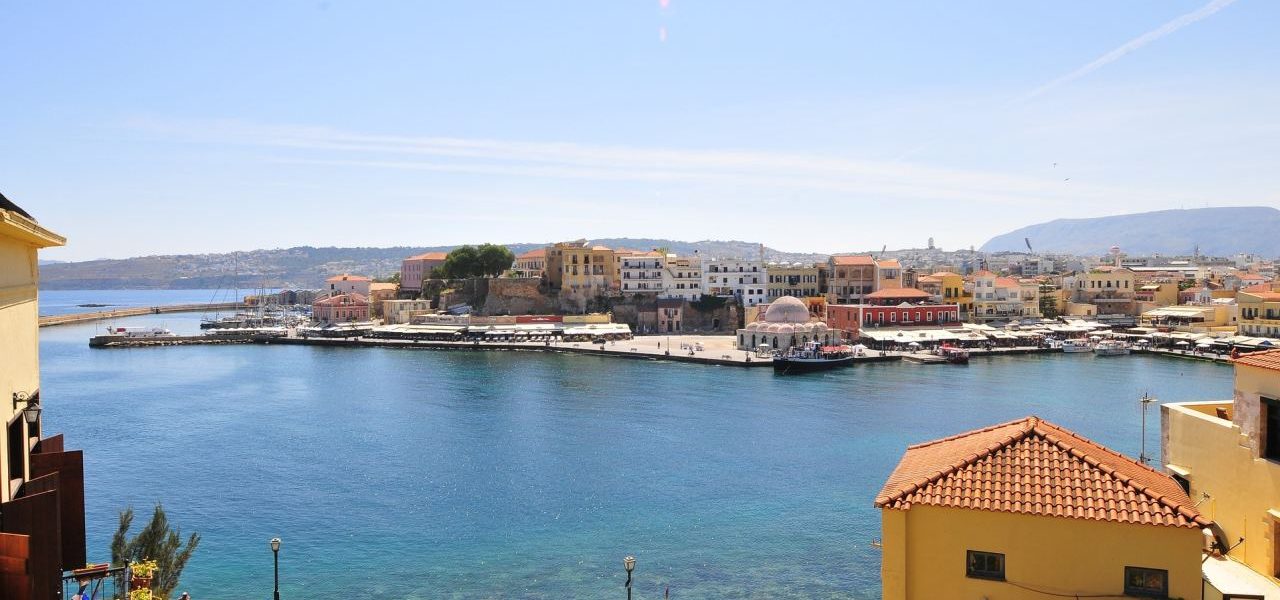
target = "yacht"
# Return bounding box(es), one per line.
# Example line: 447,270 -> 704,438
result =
773,342 -> 856,374
1061,339 -> 1092,353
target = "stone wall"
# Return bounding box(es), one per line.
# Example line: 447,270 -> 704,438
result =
480,278 -> 558,315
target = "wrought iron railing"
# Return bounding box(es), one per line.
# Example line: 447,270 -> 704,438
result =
61,565 -> 128,600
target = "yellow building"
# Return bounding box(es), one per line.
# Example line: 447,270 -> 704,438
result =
1073,266 -> 1138,315
545,240 -> 620,309
1163,350 -> 1280,597
928,271 -> 971,317
766,262 -> 821,303
1,194 -> 90,597
878,416 -> 1207,600
1238,289 -> 1280,339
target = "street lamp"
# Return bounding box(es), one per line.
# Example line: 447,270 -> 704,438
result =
270,538 -> 281,600
13,392 -> 40,425
623,555 -> 636,600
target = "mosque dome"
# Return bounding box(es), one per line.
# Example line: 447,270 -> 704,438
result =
763,296 -> 811,324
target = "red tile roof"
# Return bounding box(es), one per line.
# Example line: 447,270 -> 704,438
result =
326,274 -> 371,282
930,271 -> 960,278
995,277 -> 1021,289
314,292 -> 369,305
518,248 -> 546,259
1236,349 -> 1280,373
875,417 -> 1208,528
832,255 -> 875,266
866,287 -> 932,300
407,252 -> 448,261
876,259 -> 901,268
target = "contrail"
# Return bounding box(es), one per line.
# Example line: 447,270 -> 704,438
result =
1018,0 -> 1239,103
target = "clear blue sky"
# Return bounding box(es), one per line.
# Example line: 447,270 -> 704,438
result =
3,0 -> 1276,260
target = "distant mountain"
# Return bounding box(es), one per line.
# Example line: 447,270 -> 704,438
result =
980,207 -> 1280,257
37,259 -> 67,265
38,240 -> 830,290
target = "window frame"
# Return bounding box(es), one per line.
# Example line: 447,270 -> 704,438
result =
1123,566 -> 1168,597
965,550 -> 1005,581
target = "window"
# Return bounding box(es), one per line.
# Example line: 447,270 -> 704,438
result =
1172,473 -> 1190,495
1123,566 -> 1167,597
1265,398 -> 1280,461
966,550 -> 1004,580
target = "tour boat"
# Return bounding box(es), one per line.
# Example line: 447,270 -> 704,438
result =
1093,339 -> 1131,356
1061,339 -> 1092,353
773,342 -> 856,374
106,326 -> 175,338
940,346 -> 970,364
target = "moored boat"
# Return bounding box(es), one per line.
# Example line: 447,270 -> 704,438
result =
940,346 -> 970,364
773,342 -> 856,374
1061,339 -> 1092,353
1093,339 -> 1131,356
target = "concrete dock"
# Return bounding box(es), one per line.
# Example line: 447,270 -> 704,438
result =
41,302 -> 245,327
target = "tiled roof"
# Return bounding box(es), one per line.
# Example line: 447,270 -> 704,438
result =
972,270 -> 996,278
314,292 -> 369,305
875,417 -> 1208,528
326,274 -> 371,282
930,271 -> 960,278
407,252 -> 448,261
832,255 -> 875,266
0,191 -> 34,220
876,259 -> 901,268
866,287 -> 932,299
995,277 -> 1021,289
1236,349 -> 1280,373
518,248 -> 546,259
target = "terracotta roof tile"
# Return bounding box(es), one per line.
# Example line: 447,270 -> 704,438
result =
832,255 -> 875,266
875,417 -> 1209,528
1235,349 -> 1280,373
866,287 -> 932,299
407,252 -> 448,261
518,248 -> 546,259
326,274 -> 371,282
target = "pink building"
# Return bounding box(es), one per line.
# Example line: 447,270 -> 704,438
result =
400,252 -> 448,295
313,293 -> 370,323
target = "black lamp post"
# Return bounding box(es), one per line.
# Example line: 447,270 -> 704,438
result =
13,392 -> 40,429
623,555 -> 635,600
270,538 -> 281,600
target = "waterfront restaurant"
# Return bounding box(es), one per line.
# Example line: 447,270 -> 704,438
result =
1,195 -> 90,600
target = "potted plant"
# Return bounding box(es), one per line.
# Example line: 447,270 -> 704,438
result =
129,588 -> 153,600
72,562 -> 110,586
130,559 -> 158,589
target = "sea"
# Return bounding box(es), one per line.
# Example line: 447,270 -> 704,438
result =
37,290 -> 1235,599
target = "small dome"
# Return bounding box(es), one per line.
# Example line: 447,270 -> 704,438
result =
745,322 -> 760,331
763,296 -> 811,324
766,324 -> 781,333
777,324 -> 795,334
813,322 -> 828,332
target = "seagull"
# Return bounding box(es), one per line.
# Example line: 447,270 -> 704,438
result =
1064,178 -> 1071,182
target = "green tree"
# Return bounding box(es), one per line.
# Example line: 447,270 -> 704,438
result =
111,504 -> 201,598
442,245 -> 481,278
476,244 -> 515,277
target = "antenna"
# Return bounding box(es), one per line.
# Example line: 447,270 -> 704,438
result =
1139,392 -> 1157,464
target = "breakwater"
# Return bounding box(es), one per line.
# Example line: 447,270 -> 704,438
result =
39,302 -> 244,327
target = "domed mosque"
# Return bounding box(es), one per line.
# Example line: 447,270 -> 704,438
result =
737,295 -> 834,351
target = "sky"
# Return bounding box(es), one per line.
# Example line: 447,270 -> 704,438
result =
2,0 -> 1277,261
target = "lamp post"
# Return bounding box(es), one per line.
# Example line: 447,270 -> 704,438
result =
623,555 -> 635,600
13,392 -> 40,427
270,538 -> 281,600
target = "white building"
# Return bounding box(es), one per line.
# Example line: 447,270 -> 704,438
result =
703,258 -> 767,306
619,252 -> 666,295
661,254 -> 702,301
326,274 -> 372,297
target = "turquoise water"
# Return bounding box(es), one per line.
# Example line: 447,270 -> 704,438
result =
38,303 -> 1234,598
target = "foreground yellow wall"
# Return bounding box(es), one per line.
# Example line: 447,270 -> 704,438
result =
0,210 -> 64,502
1164,364 -> 1280,580
881,505 -> 1203,600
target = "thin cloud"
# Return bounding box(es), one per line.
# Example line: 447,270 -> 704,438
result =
1019,0 -> 1239,103
124,116 -> 1187,211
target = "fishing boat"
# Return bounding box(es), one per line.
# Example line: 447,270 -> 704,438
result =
773,342 -> 856,374
1093,339 -> 1131,356
940,345 -> 970,364
1061,339 -> 1092,353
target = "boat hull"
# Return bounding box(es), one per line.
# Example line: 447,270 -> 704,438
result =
773,355 -> 856,374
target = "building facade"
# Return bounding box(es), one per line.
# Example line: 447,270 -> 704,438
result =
766,263 -> 820,302
827,255 -> 876,304
547,241 -> 619,308
619,252 -> 665,295
1238,289 -> 1280,338
511,248 -> 546,279
1073,267 -> 1138,316
0,196 -> 89,600
660,254 -> 702,301
971,271 -> 1024,322
313,292 -> 370,323
400,252 -> 447,296
879,417 -> 1207,600
1163,351 -> 1280,597
326,273 -> 372,297
703,258 -> 766,307
826,303 -> 961,338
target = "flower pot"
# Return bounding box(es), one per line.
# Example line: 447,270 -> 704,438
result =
131,576 -> 152,589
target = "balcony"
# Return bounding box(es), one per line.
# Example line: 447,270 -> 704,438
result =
1,433 -> 88,600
